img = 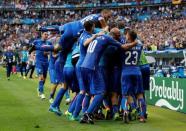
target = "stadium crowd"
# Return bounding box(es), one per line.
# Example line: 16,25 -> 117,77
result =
0,0 -> 176,7
1,4 -> 186,51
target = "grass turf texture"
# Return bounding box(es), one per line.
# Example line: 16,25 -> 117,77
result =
0,68 -> 186,131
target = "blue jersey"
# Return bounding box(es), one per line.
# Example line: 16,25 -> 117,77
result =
49,53 -> 58,69
58,21 -> 84,54
4,51 -> 14,64
80,14 -> 104,28
81,35 -> 121,70
121,40 -> 143,74
34,39 -> 52,63
76,30 -> 92,67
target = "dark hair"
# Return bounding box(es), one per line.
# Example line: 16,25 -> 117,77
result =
127,30 -> 137,41
83,20 -> 94,32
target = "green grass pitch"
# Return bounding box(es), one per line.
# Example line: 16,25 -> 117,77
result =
0,68 -> 186,131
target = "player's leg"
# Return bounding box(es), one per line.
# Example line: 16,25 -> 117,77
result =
6,64 -> 12,80
141,64 -> 150,118
30,65 -> 35,78
49,67 -> 58,103
72,67 -> 88,119
80,68 -> 105,124
121,72 -> 131,123
36,62 -> 46,99
111,67 -> 121,120
65,89 -> 71,105
136,75 -> 146,123
20,62 -> 23,77
25,64 -> 30,77
23,62 -> 27,79
49,56 -> 67,116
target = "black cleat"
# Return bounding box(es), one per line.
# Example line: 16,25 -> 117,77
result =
80,113 -> 94,124
94,112 -> 105,120
80,114 -> 88,124
123,111 -> 129,124
144,113 -> 148,119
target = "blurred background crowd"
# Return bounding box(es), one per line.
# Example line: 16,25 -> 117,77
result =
0,0 -> 186,78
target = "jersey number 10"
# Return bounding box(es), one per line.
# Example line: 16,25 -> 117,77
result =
87,40 -> 98,53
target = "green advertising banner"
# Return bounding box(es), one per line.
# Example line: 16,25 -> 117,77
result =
145,77 -> 186,113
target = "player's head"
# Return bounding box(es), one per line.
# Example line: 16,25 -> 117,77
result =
101,9 -> 112,21
124,27 -> 131,35
41,31 -> 49,41
109,27 -> 121,40
84,20 -> 95,33
126,30 -> 137,43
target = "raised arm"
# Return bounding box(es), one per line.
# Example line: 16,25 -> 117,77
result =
121,40 -> 138,50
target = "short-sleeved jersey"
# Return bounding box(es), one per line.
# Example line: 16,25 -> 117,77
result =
121,40 -> 143,74
76,30 -> 92,67
81,35 -> 121,70
80,14 -> 104,28
4,51 -> 14,64
33,39 -> 52,63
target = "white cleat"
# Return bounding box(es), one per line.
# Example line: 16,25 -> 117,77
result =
49,98 -> 54,104
40,94 -> 46,100
65,98 -> 71,105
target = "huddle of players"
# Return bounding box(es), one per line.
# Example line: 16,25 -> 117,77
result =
29,9 -> 150,124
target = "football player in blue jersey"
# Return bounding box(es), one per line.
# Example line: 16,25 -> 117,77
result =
64,43 -> 80,120
79,28 -> 137,124
69,21 -> 104,121
48,33 -> 60,103
120,30 -> 146,123
28,10 -> 112,115
33,31 -> 52,100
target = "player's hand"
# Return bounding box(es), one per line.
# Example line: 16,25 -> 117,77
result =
95,31 -> 104,37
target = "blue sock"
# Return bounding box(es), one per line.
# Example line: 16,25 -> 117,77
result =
51,88 -> 66,108
65,90 -> 70,99
121,96 -> 128,111
38,80 -> 44,93
73,93 -> 85,117
129,102 -> 136,111
36,45 -> 54,51
68,95 -> 77,113
113,105 -> 118,114
86,94 -> 104,114
82,95 -> 91,113
138,98 -> 146,117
